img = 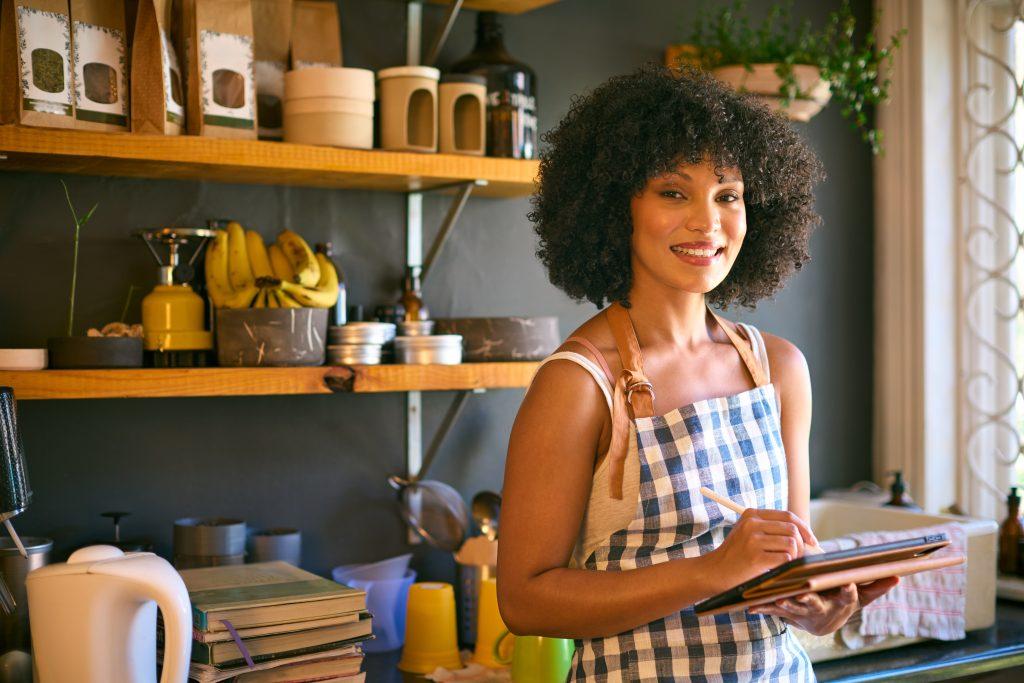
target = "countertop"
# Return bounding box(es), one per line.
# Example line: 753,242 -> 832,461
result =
364,600 -> 1024,682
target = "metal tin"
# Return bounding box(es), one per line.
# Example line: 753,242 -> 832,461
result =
394,335 -> 463,365
397,320 -> 435,337
329,323 -> 396,346
173,518 -> 246,557
327,344 -> 382,365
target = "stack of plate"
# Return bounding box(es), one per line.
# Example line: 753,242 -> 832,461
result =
327,322 -> 396,366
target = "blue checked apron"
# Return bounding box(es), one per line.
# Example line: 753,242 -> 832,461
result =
569,303 -> 815,682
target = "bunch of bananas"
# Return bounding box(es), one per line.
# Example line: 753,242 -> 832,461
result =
205,222 -> 340,309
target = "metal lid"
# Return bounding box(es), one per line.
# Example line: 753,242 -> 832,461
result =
377,65 -> 441,81
440,73 -> 486,85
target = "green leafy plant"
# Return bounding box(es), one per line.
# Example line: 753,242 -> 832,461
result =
685,0 -> 906,154
60,180 -> 98,337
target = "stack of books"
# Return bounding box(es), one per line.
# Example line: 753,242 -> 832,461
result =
177,561 -> 372,683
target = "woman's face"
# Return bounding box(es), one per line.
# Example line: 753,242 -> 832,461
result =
629,160 -> 746,298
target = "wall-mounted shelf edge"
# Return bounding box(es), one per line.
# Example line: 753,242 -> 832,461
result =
0,363 -> 539,400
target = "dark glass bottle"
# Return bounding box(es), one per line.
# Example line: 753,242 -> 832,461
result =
999,487 -> 1024,575
400,266 -> 429,321
450,12 -> 537,159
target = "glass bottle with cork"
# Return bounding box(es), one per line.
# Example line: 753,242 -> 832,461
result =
401,265 -> 429,321
450,11 -> 537,159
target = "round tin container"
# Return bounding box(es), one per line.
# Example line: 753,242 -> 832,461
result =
397,320 -> 435,337
329,322 -> 396,346
394,335 -> 463,365
327,343 -> 383,365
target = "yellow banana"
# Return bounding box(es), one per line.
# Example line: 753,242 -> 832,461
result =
246,230 -> 273,279
268,243 -> 294,281
223,284 -> 260,309
276,229 -> 319,287
278,280 -> 338,308
254,288 -> 267,308
267,288 -> 279,308
204,229 -> 233,308
227,221 -> 254,289
275,289 -> 302,308
315,252 -> 339,291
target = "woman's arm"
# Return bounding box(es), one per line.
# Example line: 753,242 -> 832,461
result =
754,334 -> 899,634
498,357 -> 816,639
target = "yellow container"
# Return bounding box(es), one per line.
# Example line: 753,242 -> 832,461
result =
398,582 -> 463,674
140,284 -> 213,351
472,577 -> 511,668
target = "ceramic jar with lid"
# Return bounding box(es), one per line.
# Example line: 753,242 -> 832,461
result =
377,66 -> 440,153
439,74 -> 486,156
283,67 -> 376,149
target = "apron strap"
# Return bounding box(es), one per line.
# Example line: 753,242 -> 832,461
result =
705,305 -> 770,388
602,303 -> 655,499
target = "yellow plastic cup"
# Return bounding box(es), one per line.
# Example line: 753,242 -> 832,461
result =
472,577 -> 512,668
397,582 -> 463,673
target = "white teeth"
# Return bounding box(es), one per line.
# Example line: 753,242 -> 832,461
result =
672,246 -> 719,257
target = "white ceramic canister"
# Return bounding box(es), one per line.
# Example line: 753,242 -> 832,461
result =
283,67 -> 375,149
439,74 -> 486,156
377,66 -> 440,153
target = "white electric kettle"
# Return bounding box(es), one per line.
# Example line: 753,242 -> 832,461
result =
26,545 -> 191,683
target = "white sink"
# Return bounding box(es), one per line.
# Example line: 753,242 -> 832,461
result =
794,499 -> 998,662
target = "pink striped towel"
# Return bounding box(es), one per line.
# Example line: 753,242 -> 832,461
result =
819,523 -> 967,643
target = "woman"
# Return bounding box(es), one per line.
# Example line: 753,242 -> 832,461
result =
497,67 -> 898,681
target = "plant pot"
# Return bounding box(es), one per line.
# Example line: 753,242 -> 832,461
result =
433,317 -> 560,362
215,308 -> 328,367
711,63 -> 831,122
47,337 -> 144,369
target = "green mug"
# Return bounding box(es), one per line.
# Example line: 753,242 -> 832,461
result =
493,631 -> 573,682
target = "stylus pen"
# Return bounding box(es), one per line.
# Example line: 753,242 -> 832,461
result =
699,486 -> 824,555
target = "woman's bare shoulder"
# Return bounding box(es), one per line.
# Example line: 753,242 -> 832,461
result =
760,330 -> 811,395
555,308 -> 620,375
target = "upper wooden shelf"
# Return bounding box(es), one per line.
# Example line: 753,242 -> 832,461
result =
0,363 -> 539,400
0,126 -> 539,198
429,0 -> 560,13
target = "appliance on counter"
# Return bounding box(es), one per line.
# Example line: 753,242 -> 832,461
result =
0,537 -> 51,683
26,545 -> 191,683
0,389 -> 33,610
136,227 -> 217,367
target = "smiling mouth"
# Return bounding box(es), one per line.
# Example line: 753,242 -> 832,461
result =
670,245 -> 724,258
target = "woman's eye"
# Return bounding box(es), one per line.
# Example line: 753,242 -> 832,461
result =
661,190 -> 684,199
718,193 -> 741,203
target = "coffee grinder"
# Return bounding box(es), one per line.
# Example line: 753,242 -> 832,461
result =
136,227 -> 216,367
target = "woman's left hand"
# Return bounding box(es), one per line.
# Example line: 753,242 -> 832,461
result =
748,577 -> 900,636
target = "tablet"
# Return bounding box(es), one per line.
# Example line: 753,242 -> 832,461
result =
693,533 -> 955,616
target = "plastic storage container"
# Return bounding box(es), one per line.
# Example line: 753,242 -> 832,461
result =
439,74 -> 486,155
283,67 -> 375,148
377,66 -> 439,152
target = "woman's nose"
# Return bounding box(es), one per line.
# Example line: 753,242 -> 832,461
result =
686,202 -> 720,233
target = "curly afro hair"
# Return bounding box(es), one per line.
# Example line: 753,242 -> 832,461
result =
530,65 -> 825,309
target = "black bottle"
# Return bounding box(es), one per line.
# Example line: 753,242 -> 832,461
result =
450,12 -> 537,159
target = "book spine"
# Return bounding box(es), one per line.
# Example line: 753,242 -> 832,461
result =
202,639 -> 362,668
192,605 -> 208,631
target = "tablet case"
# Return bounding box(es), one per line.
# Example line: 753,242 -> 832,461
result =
694,536 -> 965,617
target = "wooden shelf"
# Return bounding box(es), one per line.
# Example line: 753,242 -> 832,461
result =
0,126 -> 539,197
429,0 -> 560,13
0,363 -> 539,400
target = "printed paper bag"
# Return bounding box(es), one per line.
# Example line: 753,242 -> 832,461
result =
186,0 -> 256,138
70,0 -> 129,132
0,0 -> 75,128
130,0 -> 184,134
252,0 -> 291,139
291,0 -> 341,69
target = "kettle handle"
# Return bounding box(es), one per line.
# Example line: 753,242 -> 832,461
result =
93,553 -> 192,683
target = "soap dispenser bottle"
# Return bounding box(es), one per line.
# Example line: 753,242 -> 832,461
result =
884,471 -> 922,510
999,487 -> 1023,575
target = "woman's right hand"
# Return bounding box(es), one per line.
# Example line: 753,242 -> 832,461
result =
707,509 -> 819,587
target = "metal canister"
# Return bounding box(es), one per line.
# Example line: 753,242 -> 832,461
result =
0,537 -> 51,653
456,561 -> 495,646
396,320 -> 435,337
329,323 -> 396,346
393,335 -> 463,365
327,344 -> 383,365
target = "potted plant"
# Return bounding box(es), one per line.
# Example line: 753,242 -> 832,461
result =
47,182 -> 143,369
669,1 -> 905,154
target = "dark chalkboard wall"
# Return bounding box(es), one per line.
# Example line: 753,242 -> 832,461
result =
0,0 -> 874,578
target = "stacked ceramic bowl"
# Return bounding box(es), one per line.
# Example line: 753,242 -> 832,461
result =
393,320 -> 463,365
284,67 -> 376,149
327,322 -> 396,365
